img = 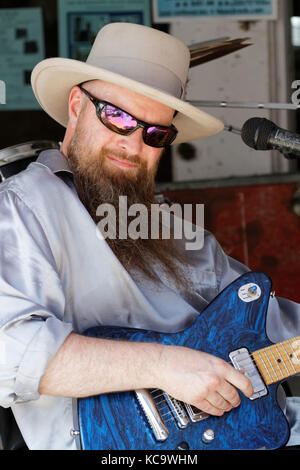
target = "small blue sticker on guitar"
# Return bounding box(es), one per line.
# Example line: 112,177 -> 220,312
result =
238,283 -> 261,302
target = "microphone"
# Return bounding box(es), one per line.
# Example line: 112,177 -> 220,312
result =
241,117 -> 300,157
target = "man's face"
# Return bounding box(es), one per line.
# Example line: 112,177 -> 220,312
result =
66,79 -> 175,182
64,80 -> 190,289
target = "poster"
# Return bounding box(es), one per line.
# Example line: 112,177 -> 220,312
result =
0,8 -> 45,110
153,0 -> 278,23
58,0 -> 151,60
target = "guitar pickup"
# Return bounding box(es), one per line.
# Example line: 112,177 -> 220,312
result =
184,403 -> 209,422
229,347 -> 268,400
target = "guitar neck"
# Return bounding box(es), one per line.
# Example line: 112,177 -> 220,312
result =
252,336 -> 300,385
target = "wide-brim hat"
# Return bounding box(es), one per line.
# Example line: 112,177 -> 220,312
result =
31,22 -> 224,145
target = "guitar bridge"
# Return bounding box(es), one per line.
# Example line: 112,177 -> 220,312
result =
135,387 -> 210,442
135,389 -> 169,441
229,347 -> 268,400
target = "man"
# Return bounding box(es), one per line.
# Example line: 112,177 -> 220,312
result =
0,23 -> 299,450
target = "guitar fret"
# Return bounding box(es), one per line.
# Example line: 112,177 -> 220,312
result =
287,339 -> 295,363
280,342 -> 297,375
254,351 -> 274,384
287,338 -> 300,371
274,345 -> 290,377
268,346 -> 284,379
253,336 -> 300,385
253,346 -> 281,384
263,350 -> 280,382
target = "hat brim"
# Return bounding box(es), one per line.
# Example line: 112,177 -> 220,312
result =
31,57 -> 224,145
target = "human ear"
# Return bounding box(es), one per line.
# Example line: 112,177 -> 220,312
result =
68,86 -> 84,128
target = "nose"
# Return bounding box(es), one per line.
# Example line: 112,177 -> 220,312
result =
117,127 -> 144,155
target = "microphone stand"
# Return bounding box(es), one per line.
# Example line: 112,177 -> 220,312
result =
188,100 -> 300,111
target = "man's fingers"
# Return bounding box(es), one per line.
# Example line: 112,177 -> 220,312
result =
210,357 -> 254,398
194,398 -> 225,416
195,384 -> 243,416
216,381 -> 241,408
206,391 -> 234,412
222,363 -> 254,398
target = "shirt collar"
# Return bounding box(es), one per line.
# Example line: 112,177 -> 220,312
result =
36,149 -> 73,176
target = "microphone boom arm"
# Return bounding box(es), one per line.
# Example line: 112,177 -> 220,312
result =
189,100 -> 300,111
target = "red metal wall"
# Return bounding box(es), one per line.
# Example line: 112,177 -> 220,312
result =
164,182 -> 300,303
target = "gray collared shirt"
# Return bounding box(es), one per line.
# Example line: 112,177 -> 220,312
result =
0,149 -> 299,449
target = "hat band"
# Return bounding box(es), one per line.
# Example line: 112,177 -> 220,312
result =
86,56 -> 185,99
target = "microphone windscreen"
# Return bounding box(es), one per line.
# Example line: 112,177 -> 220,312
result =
241,117 -> 276,150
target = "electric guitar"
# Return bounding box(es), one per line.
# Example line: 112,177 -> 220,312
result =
78,272 -> 300,450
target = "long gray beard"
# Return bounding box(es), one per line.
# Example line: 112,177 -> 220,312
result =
66,140 -> 194,294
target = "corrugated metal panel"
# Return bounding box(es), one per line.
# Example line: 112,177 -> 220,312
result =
164,181 -> 300,302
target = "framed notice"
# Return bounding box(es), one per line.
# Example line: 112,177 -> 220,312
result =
153,0 -> 278,23
0,8 -> 45,110
58,0 -> 151,60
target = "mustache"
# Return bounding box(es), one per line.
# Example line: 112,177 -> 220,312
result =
101,148 -> 142,166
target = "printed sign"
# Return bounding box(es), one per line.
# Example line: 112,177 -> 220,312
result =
153,0 -> 278,22
58,0 -> 151,60
0,8 -> 45,110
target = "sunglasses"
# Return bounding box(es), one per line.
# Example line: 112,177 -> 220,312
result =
78,85 -> 178,148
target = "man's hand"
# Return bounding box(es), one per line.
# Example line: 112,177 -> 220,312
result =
154,345 -> 254,416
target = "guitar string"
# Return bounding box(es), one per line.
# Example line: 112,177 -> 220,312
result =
137,341 -> 300,427
150,387 -> 234,424
149,341 -> 300,403
151,341 -> 300,397
149,400 -> 189,424
137,341 -> 300,426
150,352 -> 300,427
147,397 -> 206,425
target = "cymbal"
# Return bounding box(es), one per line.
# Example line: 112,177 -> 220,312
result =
189,37 -> 252,67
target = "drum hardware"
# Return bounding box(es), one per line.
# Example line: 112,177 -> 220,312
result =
0,140 -> 59,182
0,141 -> 59,166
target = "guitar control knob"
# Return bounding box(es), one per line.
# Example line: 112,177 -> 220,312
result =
202,429 -> 215,444
176,441 -> 189,450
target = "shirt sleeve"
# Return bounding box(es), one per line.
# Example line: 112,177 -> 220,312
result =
0,190 -> 73,407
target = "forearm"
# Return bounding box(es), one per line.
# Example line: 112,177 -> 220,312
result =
38,332 -> 254,418
38,332 -> 163,397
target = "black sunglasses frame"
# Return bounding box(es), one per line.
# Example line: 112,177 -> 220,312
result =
78,85 -> 178,148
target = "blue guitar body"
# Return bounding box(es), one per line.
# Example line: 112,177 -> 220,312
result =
78,272 -> 290,450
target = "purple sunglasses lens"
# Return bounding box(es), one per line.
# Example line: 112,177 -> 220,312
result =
100,103 -> 176,147
101,106 -> 137,134
145,126 -> 175,147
